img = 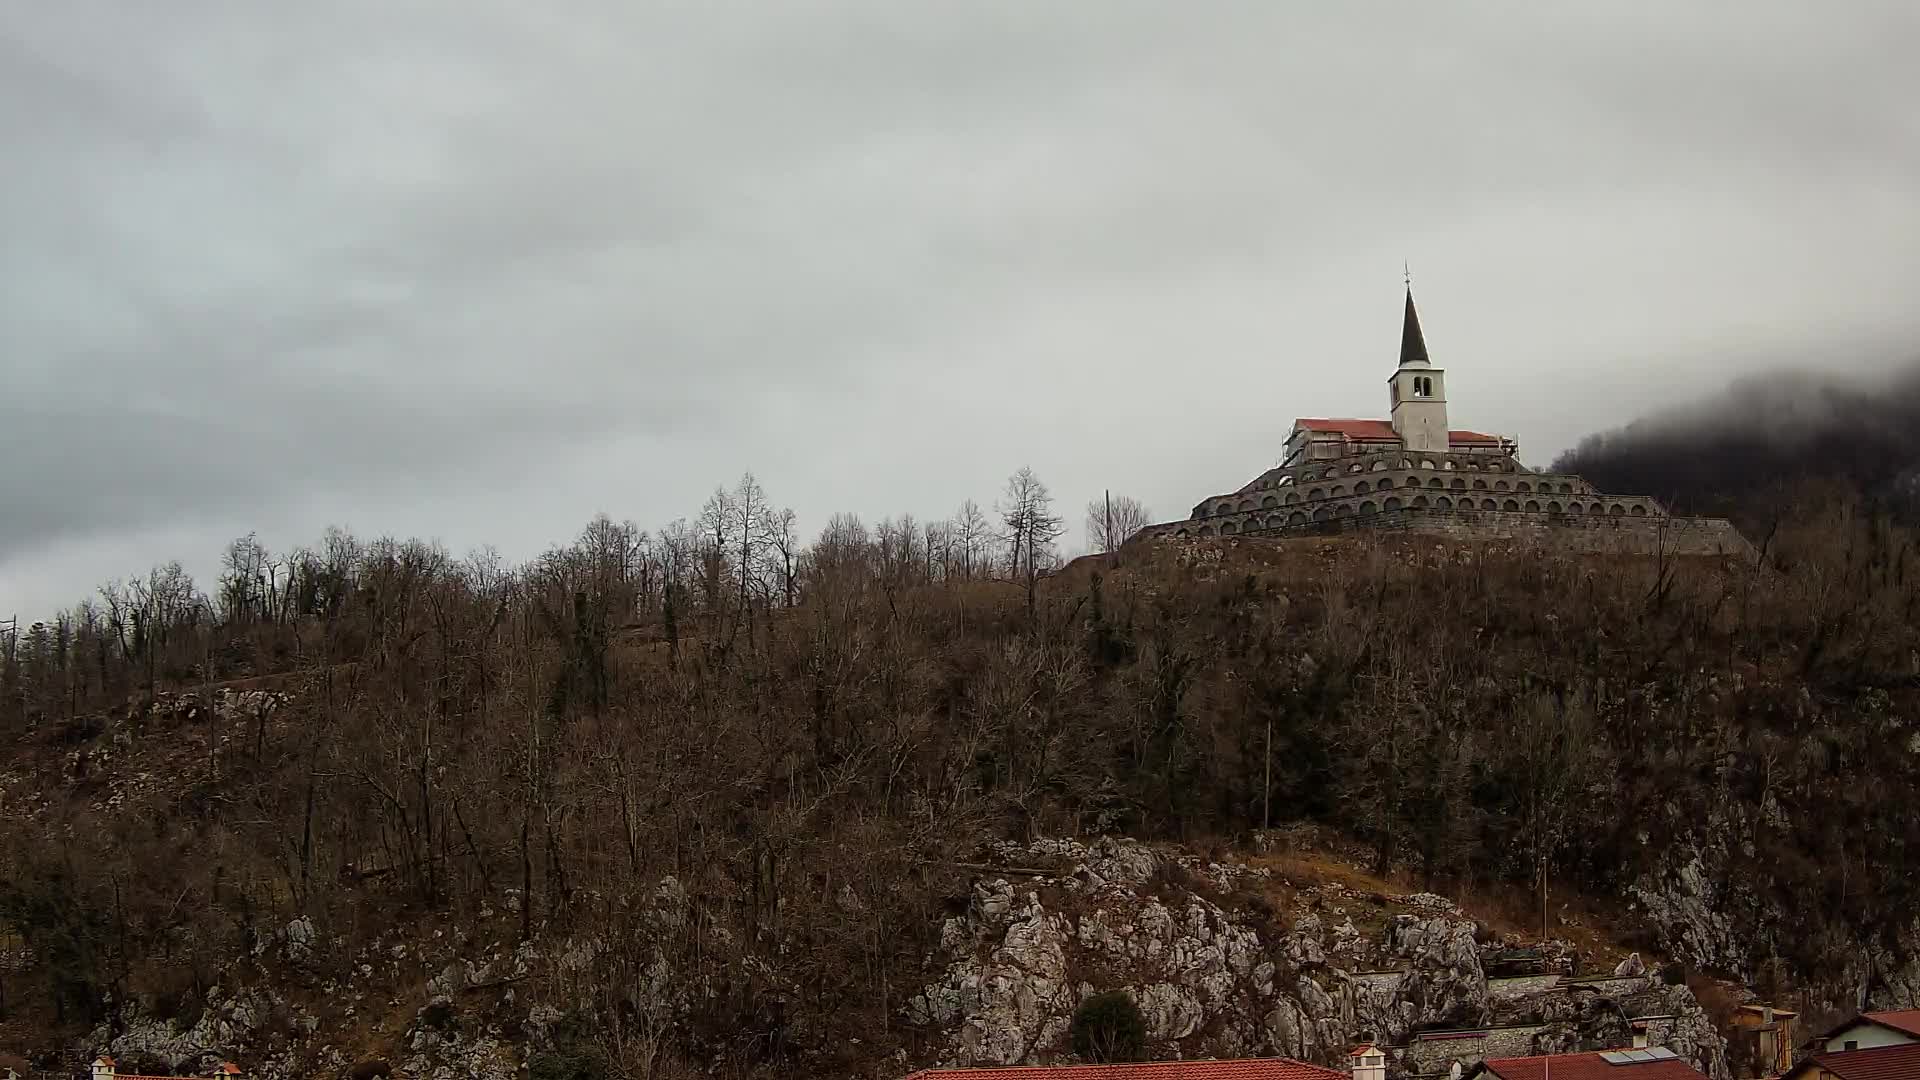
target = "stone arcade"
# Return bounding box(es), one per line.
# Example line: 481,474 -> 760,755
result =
1136,288 -> 1747,556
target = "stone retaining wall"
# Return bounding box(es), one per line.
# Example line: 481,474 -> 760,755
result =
1144,507 -> 1751,558
1563,974 -> 1658,998
1289,507 -> 1749,556
1402,1024 -> 1555,1076
1487,973 -> 1562,1001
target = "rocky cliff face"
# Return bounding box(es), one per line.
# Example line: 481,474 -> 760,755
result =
906,838 -> 1729,1080
1631,796 -> 1920,1018
59,836 -> 1740,1080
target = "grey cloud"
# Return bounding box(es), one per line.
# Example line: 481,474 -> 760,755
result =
3,2 -> 1919,612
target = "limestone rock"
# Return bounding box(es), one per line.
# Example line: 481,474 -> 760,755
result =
911,837 -> 1523,1068
1384,915 -> 1488,1030
93,986 -> 278,1072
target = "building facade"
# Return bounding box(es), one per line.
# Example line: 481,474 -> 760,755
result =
1136,289 -> 1747,557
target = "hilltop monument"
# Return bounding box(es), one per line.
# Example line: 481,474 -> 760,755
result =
1137,286 -> 1747,556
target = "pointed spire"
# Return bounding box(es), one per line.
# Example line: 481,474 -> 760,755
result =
1399,285 -> 1431,369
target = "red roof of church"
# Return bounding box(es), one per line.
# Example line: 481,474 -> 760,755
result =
900,1060 -> 1346,1080
1477,1052 -> 1707,1080
1292,418 -> 1505,445
1801,1043 -> 1920,1080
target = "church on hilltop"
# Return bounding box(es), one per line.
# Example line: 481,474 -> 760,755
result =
1136,287 -> 1747,556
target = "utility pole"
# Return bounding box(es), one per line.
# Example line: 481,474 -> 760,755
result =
202,600 -> 216,783
1105,490 -> 1112,555
1263,716 -> 1273,831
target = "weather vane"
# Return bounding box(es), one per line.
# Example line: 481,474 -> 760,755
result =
1404,262 -> 1411,288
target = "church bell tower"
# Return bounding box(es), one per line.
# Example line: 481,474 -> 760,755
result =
1388,286 -> 1449,453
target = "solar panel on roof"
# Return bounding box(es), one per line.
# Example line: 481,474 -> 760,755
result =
1600,1050 -> 1674,1066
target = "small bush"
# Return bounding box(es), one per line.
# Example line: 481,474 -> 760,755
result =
529,1050 -> 605,1080
1072,990 -> 1147,1064
54,715 -> 105,745
420,1001 -> 458,1030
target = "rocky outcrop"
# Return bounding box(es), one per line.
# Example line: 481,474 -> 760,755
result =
67,837 -> 1742,1080
1633,804 -> 1920,1018
1630,847 -> 1751,979
1866,918 -> 1920,1010
91,987 -> 299,1074
907,838 -> 1725,1078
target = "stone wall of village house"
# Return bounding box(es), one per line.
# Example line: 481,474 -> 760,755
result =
1398,1013 -> 1680,1076
1401,1024 -> 1556,1076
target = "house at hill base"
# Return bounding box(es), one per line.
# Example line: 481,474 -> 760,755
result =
1401,1013 -> 1689,1079
1728,1003 -> 1798,1078
898,1055 -> 1350,1080
1133,287 -> 1748,557
1781,1009 -> 1920,1080
89,1058 -> 243,1080
1782,1042 -> 1920,1080
1810,1009 -> 1920,1053
1464,1048 -> 1709,1080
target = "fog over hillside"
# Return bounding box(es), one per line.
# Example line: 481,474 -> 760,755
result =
1552,359 -> 1920,523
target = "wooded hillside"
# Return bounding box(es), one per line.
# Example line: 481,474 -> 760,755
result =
2,471 -> 1917,1077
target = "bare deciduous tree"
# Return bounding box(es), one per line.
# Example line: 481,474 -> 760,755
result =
999,467 -> 1064,618
1085,493 -> 1152,553
953,499 -> 992,581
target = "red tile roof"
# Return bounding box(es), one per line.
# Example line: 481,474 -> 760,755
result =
1294,418 -> 1400,440
1291,418 -> 1505,445
1479,1052 -> 1707,1080
90,1062 -> 228,1080
1864,1009 -> 1920,1038
900,1059 -> 1347,1080
1806,1043 -> 1920,1080
1448,430 -> 1507,445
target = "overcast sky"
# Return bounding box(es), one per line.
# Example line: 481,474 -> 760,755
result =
4,2 -> 1918,617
